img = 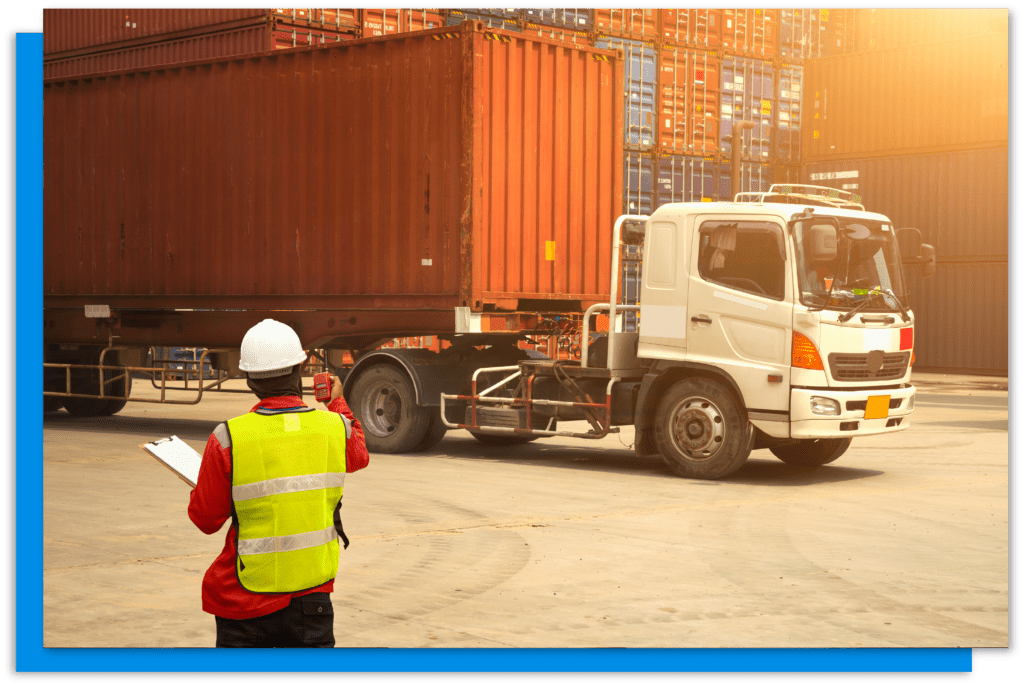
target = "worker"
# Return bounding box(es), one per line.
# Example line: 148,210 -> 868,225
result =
188,319 -> 369,648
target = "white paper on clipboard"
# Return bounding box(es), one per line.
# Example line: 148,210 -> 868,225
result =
141,436 -> 203,487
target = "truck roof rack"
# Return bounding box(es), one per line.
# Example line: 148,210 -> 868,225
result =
734,184 -> 865,211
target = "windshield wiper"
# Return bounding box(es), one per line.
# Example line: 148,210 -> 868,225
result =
838,291 -> 880,323
837,289 -> 911,324
883,289 -> 912,323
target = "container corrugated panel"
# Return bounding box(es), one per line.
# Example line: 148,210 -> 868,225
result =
660,9 -> 722,48
44,8 -> 269,55
770,164 -> 801,185
595,36 -> 658,150
446,10 -> 521,32
655,155 -> 718,205
623,151 -> 655,216
594,9 -> 659,40
856,9 -> 1007,52
720,57 -> 774,161
43,23 -> 274,80
657,46 -> 720,155
803,36 -> 1008,162
44,24 -> 623,317
774,65 -> 802,163
803,148 -> 1008,265
722,9 -> 778,58
718,162 -> 772,200
804,148 -> 1008,372
522,9 -> 593,31
908,262 -> 1008,373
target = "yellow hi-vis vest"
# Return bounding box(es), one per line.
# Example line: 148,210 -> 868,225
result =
227,406 -> 350,593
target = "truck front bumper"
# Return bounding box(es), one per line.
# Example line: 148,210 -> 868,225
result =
790,385 -> 916,439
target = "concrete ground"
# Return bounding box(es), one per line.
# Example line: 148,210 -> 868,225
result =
42,371 -> 1008,648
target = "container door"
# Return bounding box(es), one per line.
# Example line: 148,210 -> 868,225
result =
685,216 -> 793,413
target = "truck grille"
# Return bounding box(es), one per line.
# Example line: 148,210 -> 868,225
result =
828,351 -> 911,381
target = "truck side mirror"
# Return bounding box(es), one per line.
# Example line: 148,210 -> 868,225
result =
920,243 -> 936,278
807,224 -> 838,261
896,228 -> 936,278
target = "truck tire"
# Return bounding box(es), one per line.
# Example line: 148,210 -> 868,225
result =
63,365 -> 132,417
654,377 -> 752,480
412,408 -> 448,452
770,438 -> 852,467
349,364 -> 430,454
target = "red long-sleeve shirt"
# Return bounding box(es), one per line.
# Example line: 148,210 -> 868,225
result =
188,395 -> 369,620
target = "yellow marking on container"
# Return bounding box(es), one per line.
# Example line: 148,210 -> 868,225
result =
761,99 -> 772,115
284,414 -> 301,432
545,241 -> 556,261
813,130 -> 820,139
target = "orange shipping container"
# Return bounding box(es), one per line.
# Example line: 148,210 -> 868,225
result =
856,8 -> 1006,52
360,8 -> 400,37
594,8 -> 659,39
43,24 -> 624,349
657,46 -> 720,154
660,9 -> 722,47
722,9 -> 778,58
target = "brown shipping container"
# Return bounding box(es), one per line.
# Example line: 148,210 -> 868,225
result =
43,8 -> 268,55
803,36 -> 1008,162
804,147 -> 1008,373
43,24 -> 624,349
43,22 -> 274,81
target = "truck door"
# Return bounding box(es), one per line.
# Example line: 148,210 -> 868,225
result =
685,216 -> 793,414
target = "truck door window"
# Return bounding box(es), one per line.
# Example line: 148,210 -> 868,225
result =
697,221 -> 786,300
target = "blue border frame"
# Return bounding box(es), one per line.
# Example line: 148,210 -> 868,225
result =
16,31 -> 971,673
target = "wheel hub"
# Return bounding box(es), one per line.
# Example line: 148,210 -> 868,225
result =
360,381 -> 404,438
671,397 -> 725,460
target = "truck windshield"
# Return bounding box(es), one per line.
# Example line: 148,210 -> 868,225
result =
793,219 -> 907,311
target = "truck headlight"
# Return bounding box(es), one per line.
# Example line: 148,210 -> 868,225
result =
907,394 -> 915,411
810,396 -> 841,416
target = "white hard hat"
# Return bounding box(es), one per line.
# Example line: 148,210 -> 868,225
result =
238,319 -> 307,378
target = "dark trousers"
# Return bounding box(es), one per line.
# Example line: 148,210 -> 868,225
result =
215,593 -> 335,648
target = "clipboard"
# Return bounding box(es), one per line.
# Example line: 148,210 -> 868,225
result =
141,435 -> 203,487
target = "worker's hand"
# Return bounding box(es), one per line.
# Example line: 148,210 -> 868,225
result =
330,375 -> 344,403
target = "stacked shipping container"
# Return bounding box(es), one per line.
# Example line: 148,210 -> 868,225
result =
801,9 -> 1008,372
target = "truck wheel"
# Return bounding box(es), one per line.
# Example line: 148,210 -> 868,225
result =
63,372 -> 132,417
412,408 -> 448,452
654,377 -> 752,480
770,438 -> 852,467
350,364 -> 430,454
469,432 -> 538,447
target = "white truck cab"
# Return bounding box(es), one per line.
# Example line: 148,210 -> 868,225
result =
632,185 -> 935,478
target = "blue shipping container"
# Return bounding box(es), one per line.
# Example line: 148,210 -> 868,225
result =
775,65 -> 803,163
720,57 -> 775,162
446,10 -> 521,31
623,151 -> 655,216
655,155 -> 718,206
717,162 -> 773,200
596,35 -> 658,150
780,9 -> 826,62
522,8 -> 593,30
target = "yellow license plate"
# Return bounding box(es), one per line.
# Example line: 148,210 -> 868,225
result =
864,395 -> 891,420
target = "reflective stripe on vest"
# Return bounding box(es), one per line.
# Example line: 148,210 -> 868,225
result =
228,407 -> 348,593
